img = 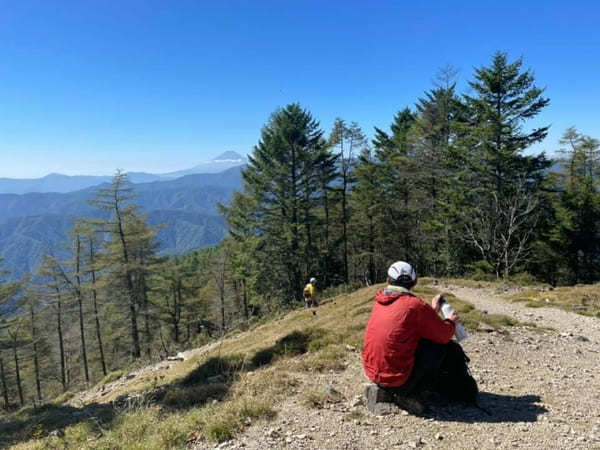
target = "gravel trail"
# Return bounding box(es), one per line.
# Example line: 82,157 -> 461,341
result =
200,285 -> 600,450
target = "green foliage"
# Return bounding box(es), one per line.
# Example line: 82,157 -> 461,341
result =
459,52 -> 551,278
469,260 -> 496,281
543,127 -> 600,284
228,103 -> 336,305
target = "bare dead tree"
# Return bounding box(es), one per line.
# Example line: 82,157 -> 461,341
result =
463,177 -> 540,277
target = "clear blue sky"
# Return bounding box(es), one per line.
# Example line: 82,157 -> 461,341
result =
0,0 -> 598,177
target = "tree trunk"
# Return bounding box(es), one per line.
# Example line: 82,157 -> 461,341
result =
242,278 -> 249,322
174,281 -> 181,343
368,214 -> 376,285
30,306 -> 42,402
342,175 -> 349,284
114,193 -> 141,358
55,285 -> 67,392
89,239 -> 107,376
74,235 -> 90,384
220,288 -> 226,336
140,274 -> 152,359
12,339 -> 23,406
0,356 -> 9,409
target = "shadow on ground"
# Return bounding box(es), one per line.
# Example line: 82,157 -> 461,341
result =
426,392 -> 547,423
157,328 -> 324,409
0,402 -> 115,449
0,329 -> 324,448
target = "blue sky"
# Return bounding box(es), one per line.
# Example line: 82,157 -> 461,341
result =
0,0 -> 598,177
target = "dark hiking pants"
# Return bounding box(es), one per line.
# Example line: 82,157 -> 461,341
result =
380,339 -> 449,398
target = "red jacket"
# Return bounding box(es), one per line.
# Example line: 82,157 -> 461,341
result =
362,287 -> 455,387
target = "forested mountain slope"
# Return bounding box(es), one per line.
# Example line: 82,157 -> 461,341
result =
0,166 -> 243,278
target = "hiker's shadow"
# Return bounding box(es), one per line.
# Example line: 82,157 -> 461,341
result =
426,392 -> 547,423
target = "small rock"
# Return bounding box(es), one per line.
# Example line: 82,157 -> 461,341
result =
435,432 -> 443,440
478,322 -> 496,333
49,429 -> 65,438
350,395 -> 364,407
265,428 -> 279,438
323,384 -> 344,402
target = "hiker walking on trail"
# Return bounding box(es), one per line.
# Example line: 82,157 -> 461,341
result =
303,277 -> 318,313
362,261 -> 477,414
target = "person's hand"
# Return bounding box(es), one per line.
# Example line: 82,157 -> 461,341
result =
448,310 -> 459,323
432,294 -> 444,313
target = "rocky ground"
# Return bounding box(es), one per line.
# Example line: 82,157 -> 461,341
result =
195,285 -> 600,450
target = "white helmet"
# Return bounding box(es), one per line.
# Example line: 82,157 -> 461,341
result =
310,277 -> 317,284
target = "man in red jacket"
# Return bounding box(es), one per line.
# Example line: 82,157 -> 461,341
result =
362,261 -> 459,414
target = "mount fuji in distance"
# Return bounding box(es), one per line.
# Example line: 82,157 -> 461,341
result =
0,151 -> 247,194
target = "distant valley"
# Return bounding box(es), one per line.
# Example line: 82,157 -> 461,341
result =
0,158 -> 245,279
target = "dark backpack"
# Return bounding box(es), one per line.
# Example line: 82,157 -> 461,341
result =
435,341 -> 479,405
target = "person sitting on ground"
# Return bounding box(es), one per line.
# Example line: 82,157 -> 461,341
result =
362,261 -> 458,414
303,277 -> 318,314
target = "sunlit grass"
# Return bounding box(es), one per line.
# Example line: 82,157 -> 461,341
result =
507,284 -> 600,318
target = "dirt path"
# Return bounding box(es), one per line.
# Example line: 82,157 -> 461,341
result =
203,286 -> 600,450
448,285 -> 600,341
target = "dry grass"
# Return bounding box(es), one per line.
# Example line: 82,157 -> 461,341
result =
6,281 -> 528,449
507,284 -> 600,318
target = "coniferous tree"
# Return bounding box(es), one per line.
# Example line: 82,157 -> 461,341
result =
367,108 -> 418,271
37,256 -> 69,392
545,128 -> 600,283
329,119 -> 366,284
461,52 -> 551,277
240,103 -> 327,303
0,263 -> 25,408
89,170 -> 159,359
351,147 -> 388,285
409,69 -> 467,274
78,224 -> 108,376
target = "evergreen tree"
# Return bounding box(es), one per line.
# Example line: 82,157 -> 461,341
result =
89,171 -> 159,359
410,69 -> 469,275
461,52 -> 551,277
369,107 -> 418,270
240,103 -> 327,303
547,128 -> 600,283
0,263 -> 25,409
328,119 -> 365,284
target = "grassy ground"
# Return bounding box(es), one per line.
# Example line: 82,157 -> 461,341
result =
2,280 -> 528,450
506,283 -> 600,318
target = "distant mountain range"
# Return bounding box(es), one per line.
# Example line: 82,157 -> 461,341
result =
0,151 -> 247,194
0,163 -> 245,280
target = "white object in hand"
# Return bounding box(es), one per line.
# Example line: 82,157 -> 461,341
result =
441,303 -> 468,342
